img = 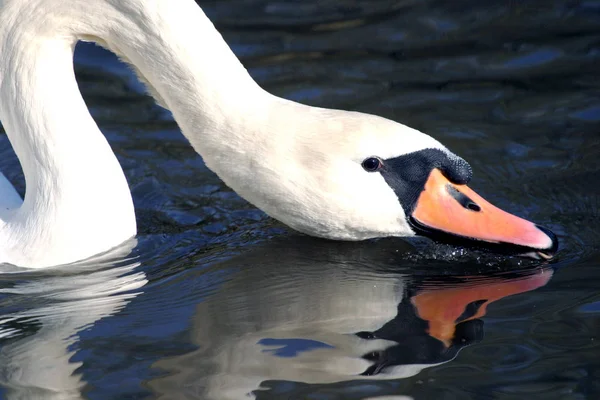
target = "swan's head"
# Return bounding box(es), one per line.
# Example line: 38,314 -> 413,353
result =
239,109 -> 558,258
201,106 -> 557,258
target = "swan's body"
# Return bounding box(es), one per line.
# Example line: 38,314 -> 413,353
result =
0,0 -> 557,268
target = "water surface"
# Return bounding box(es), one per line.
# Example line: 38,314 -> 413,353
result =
1,0 -> 599,399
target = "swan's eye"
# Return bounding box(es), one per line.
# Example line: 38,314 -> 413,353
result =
362,157 -> 382,172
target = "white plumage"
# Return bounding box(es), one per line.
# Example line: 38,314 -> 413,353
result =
0,0 -> 451,268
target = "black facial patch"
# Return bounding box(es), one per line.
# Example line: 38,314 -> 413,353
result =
379,148 -> 472,215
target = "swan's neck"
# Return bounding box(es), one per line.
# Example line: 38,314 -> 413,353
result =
0,0 -> 271,267
101,0 -> 271,150
0,24 -> 136,267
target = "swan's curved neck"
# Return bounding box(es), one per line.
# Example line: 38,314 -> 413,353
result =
0,0 -> 270,267
101,0 -> 270,145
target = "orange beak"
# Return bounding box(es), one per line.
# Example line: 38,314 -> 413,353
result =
410,169 -> 558,258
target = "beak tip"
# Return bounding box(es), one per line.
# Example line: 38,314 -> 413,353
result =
534,224 -> 559,255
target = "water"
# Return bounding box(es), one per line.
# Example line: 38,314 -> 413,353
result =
0,0 -> 599,398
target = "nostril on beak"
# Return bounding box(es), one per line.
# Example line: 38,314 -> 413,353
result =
465,201 -> 481,212
446,184 -> 481,212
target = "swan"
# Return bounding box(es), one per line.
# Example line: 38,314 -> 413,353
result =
0,0 -> 558,268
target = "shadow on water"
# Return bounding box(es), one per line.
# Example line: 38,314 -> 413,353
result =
0,0 -> 599,399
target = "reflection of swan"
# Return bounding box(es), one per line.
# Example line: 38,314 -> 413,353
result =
149,238 -> 553,400
0,241 -> 146,399
0,0 -> 556,268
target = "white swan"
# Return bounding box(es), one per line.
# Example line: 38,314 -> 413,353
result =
0,0 -> 557,268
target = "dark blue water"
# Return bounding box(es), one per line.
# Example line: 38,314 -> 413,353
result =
1,0 -> 600,399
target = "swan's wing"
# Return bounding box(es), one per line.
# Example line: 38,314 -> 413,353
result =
0,172 -> 22,215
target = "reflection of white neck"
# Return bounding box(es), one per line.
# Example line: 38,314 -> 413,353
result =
0,0 -> 269,267
0,242 -> 146,399
150,261 -> 427,400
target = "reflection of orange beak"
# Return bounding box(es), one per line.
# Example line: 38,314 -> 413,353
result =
410,169 -> 558,258
412,269 -> 553,346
